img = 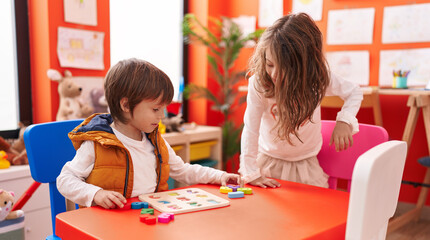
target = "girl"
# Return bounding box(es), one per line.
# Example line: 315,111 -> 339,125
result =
239,13 -> 363,188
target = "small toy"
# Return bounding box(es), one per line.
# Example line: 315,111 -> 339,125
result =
0,189 -> 24,221
228,191 -> 244,199
238,188 -> 253,195
219,186 -> 232,194
47,69 -> 94,121
227,185 -> 239,192
141,208 -> 154,215
140,214 -> 156,225
139,188 -> 229,214
0,151 -> 10,169
158,213 -> 174,223
161,113 -> 185,133
131,201 -> 149,209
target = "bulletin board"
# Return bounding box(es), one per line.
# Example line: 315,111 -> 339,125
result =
316,0 -> 430,87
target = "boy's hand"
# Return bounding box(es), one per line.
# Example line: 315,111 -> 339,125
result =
220,173 -> 243,186
93,189 -> 127,209
330,121 -> 353,152
249,176 -> 280,188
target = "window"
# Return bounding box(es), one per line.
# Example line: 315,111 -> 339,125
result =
0,0 -> 19,131
110,0 -> 184,102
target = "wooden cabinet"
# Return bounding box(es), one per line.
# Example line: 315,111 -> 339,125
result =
0,165 -> 51,240
162,125 -> 222,170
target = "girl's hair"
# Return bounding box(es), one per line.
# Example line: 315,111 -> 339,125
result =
248,13 -> 330,143
104,58 -> 174,123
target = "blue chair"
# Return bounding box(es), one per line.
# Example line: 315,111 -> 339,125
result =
24,119 -> 83,240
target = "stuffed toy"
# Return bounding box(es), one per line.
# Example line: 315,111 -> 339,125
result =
0,122 -> 28,166
162,113 -> 185,133
90,88 -> 108,113
0,189 -> 24,221
47,69 -> 94,121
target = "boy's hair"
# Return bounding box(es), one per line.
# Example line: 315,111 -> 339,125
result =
104,58 -> 174,123
248,13 -> 330,143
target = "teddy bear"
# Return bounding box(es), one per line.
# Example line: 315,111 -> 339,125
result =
0,189 -> 24,221
161,113 -> 185,133
47,69 -> 94,121
0,122 -> 28,166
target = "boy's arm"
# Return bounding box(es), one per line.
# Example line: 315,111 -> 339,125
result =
57,141 -> 101,207
165,139 -> 226,185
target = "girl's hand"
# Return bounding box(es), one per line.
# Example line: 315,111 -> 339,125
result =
93,189 -> 127,209
249,176 -> 280,188
220,173 -> 243,186
330,121 -> 353,152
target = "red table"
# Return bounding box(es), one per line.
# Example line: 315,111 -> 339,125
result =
56,180 -> 349,240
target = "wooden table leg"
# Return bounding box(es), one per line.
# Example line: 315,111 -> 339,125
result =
388,95 -> 430,233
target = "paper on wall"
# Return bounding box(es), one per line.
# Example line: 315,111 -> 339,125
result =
57,27 -> 105,70
382,3 -> 430,44
327,8 -> 375,45
379,48 -> 430,87
326,51 -> 370,86
292,0 -> 323,21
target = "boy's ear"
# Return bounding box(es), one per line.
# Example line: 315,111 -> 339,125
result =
120,97 -> 130,112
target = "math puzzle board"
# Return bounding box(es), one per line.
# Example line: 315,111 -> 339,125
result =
138,188 -> 229,214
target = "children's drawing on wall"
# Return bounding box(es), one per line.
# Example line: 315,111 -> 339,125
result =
258,0 -> 283,27
72,76 -> 108,114
57,27 -> 105,70
382,3 -> 430,44
64,0 -> 97,26
379,48 -> 430,87
327,8 -> 375,45
292,0 -> 323,21
326,51 -> 369,86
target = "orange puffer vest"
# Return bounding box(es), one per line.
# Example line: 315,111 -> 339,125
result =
68,113 -> 170,198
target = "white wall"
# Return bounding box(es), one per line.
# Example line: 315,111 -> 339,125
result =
0,0 -> 19,130
110,0 -> 183,102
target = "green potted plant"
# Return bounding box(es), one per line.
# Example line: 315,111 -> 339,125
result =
182,13 -> 263,171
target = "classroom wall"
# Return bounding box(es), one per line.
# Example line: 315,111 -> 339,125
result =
28,0 -> 110,123
187,0 -> 430,205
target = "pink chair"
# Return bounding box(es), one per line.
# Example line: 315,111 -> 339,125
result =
317,120 -> 389,191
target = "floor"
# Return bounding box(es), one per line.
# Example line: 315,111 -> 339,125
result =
386,203 -> 430,240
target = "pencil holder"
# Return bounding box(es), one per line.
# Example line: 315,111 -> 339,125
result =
392,76 -> 408,89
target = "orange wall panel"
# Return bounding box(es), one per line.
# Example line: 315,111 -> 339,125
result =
28,0 -> 110,123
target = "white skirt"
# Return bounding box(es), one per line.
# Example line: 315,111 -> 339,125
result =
257,153 -> 329,188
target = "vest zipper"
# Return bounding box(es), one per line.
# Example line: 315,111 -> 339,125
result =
154,129 -> 162,192
123,152 -> 130,197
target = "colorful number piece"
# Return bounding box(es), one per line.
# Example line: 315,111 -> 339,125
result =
141,208 -> 154,215
227,185 -> 239,192
219,186 -> 233,193
238,187 -> 253,194
140,214 -> 156,225
228,191 -> 244,199
158,213 -> 175,223
132,201 -> 149,209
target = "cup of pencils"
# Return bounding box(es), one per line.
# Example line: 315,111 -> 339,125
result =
392,70 -> 410,89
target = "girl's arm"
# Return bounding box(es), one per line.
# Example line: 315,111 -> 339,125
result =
56,141 -> 102,207
325,73 -> 363,134
238,76 -> 265,183
326,73 -> 364,151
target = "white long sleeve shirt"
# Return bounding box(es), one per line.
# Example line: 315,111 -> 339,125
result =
239,74 -> 363,182
57,127 -> 225,207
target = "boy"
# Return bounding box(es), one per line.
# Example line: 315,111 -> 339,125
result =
57,58 -> 241,209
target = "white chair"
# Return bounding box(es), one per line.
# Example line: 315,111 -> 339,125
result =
346,140 -> 407,240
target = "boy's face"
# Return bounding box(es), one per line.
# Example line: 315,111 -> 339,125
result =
127,96 -> 167,134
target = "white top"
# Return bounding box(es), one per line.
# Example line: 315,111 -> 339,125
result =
57,127 -> 225,207
239,74 -> 363,182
